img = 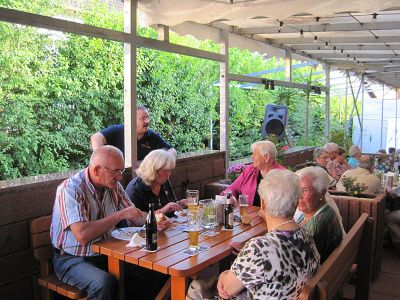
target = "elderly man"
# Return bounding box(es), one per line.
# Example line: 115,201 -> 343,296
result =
51,146 -> 167,300
91,105 -> 177,160
336,155 -> 380,194
348,145 -> 362,169
324,142 -> 339,161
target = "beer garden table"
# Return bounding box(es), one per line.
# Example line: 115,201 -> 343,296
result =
92,206 -> 267,300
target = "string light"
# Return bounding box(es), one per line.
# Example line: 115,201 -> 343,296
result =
325,41 -> 329,48
300,29 -> 304,39
278,21 -> 283,33
340,49 -> 344,54
315,17 -> 320,22
372,13 -> 378,23
313,36 -> 318,44
346,54 -> 350,61
333,46 -> 337,53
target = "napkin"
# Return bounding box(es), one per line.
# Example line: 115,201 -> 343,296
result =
126,233 -> 145,248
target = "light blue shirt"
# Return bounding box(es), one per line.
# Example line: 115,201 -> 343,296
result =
347,157 -> 359,169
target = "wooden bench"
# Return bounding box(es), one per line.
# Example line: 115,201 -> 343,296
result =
300,213 -> 373,300
329,191 -> 385,280
31,215 -> 87,300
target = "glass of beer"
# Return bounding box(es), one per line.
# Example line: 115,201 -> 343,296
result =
239,194 -> 250,224
186,190 -> 199,212
187,206 -> 202,252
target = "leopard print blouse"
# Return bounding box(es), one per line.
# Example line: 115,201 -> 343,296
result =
231,227 -> 320,300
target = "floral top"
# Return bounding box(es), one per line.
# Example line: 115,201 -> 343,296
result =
327,160 -> 351,181
230,228 -> 320,300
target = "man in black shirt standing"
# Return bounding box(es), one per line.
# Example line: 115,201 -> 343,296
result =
91,105 -> 176,160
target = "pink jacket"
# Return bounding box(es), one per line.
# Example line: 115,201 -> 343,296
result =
224,163 -> 286,206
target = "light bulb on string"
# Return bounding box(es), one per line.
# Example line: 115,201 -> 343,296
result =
372,13 -> 377,23
313,36 -> 318,44
325,41 -> 328,49
278,21 -> 283,33
300,29 -> 304,39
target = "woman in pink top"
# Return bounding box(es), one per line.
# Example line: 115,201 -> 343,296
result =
223,140 -> 285,206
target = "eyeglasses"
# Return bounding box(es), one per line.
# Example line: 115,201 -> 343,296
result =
101,165 -> 125,176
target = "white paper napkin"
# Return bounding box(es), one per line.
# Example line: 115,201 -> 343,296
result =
126,233 -> 145,248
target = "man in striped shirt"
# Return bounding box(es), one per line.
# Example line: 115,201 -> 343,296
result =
50,145 -> 146,300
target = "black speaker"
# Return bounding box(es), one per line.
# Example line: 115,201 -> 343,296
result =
261,104 -> 288,139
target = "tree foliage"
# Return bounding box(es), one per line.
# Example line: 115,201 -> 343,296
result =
0,0 -> 336,180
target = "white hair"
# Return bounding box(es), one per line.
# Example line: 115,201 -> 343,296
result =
348,145 -> 361,157
251,140 -> 277,160
295,166 -> 330,194
258,169 -> 301,218
136,149 -> 176,185
323,142 -> 339,153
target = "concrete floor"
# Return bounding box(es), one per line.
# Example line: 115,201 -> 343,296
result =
369,247 -> 400,300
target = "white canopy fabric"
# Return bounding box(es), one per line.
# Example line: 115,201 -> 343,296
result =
138,0 -> 400,88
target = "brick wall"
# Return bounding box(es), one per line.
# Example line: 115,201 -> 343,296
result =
0,150 -> 225,300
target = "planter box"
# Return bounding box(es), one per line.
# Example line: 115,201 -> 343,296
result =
328,191 -> 386,281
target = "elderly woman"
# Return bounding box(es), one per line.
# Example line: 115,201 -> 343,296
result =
125,149 -> 185,217
217,170 -> 320,299
347,145 -> 362,169
295,166 -> 343,263
327,146 -> 351,181
223,140 -> 285,206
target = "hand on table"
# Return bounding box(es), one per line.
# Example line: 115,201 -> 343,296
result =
120,206 -> 145,220
229,241 -> 245,256
161,202 -> 182,214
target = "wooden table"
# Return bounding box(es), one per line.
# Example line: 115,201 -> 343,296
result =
92,206 -> 267,300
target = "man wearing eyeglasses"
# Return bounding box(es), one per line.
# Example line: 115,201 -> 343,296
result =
91,105 -> 177,160
50,145 -> 168,300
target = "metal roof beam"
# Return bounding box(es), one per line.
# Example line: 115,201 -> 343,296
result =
271,36 -> 400,45
241,21 -> 400,35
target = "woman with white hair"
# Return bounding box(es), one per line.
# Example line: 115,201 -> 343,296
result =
217,170 -> 320,299
348,145 -> 362,169
125,149 -> 185,217
223,140 -> 285,206
295,166 -> 343,263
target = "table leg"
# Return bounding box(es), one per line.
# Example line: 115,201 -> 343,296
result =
171,276 -> 188,300
107,256 -> 124,300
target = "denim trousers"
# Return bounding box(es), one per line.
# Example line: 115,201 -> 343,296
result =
53,251 -> 116,300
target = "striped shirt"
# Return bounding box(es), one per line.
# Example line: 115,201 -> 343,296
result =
296,203 -> 343,263
50,168 -> 134,256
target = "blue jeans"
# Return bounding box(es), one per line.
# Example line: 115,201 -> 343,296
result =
53,251 -> 116,300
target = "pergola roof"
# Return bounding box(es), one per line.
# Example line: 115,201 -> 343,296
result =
139,0 -> 400,88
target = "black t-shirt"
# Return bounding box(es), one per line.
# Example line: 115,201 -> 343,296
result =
125,176 -> 177,218
100,124 -> 173,160
252,171 -> 263,207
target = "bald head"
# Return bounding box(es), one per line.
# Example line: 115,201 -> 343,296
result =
358,155 -> 374,172
90,145 -> 124,167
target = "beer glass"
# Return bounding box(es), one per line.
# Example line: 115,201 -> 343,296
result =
186,190 -> 199,212
238,194 -> 250,224
200,199 -> 216,234
187,205 -> 202,252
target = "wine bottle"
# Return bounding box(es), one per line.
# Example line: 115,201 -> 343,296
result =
224,198 -> 234,229
146,203 -> 157,250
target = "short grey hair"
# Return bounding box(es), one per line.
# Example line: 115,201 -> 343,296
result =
348,145 -> 361,157
137,105 -> 148,113
324,142 -> 339,153
136,149 -> 176,185
251,140 -> 277,160
313,147 -> 327,160
258,169 -> 301,218
295,166 -> 330,194
359,155 -> 374,170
